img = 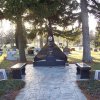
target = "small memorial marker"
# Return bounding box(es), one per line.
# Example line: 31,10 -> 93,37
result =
6,50 -> 17,61
98,72 -> 100,80
94,70 -> 100,80
0,69 -> 7,81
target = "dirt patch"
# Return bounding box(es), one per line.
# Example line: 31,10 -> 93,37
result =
80,88 -> 99,100
0,90 -> 19,100
77,81 -> 100,100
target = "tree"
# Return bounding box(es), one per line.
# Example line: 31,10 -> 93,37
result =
88,0 -> 100,20
81,0 -> 92,62
25,0 -> 80,53
89,30 -> 95,47
3,30 -> 15,47
26,0 -> 79,42
0,11 -> 4,20
25,0 -> 80,64
94,22 -> 100,47
54,27 -> 81,48
0,0 -> 4,20
0,0 -> 27,62
27,26 -> 46,48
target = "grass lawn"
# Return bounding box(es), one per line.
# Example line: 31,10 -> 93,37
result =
0,54 -> 25,100
77,71 -> 100,100
68,50 -> 100,100
0,54 -> 17,70
0,60 -> 17,70
77,80 -> 100,100
0,80 -> 25,100
68,50 -> 100,70
0,79 -> 25,96
67,50 -> 100,100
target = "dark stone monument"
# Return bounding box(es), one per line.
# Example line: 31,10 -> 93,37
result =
33,34 -> 68,67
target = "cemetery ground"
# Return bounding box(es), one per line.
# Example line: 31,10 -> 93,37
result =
68,50 -> 100,100
0,54 -> 25,100
0,50 -> 100,100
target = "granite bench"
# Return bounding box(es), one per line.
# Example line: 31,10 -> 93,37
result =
11,63 -> 26,79
76,63 -> 91,79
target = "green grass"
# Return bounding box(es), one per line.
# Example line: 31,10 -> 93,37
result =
0,80 -> 25,96
0,54 -> 17,70
0,54 -> 6,63
68,50 -> 100,70
0,60 -> 15,70
0,54 -> 25,99
67,50 -> 100,100
0,51 -> 100,70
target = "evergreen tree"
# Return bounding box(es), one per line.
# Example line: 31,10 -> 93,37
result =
25,0 -> 79,42
54,27 -> 81,48
0,0 -> 27,62
0,0 -> 4,20
88,0 -> 100,19
95,22 -> 100,47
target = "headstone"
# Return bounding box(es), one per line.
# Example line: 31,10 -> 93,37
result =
94,48 -> 98,52
79,46 -> 83,50
99,48 -> 100,51
71,48 -> 75,51
6,50 -> 17,61
63,47 -> 70,55
0,48 -> 3,56
0,69 -> 7,81
94,70 -> 100,80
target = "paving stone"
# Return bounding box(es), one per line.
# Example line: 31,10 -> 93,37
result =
15,64 -> 87,100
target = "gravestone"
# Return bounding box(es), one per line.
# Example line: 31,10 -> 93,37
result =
34,35 -> 68,66
0,48 -> 3,56
6,50 -> 17,61
94,48 -> 98,52
98,72 -> 100,80
94,70 -> 100,80
63,47 -> 70,55
0,69 -> 7,81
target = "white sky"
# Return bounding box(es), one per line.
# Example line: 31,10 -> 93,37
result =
0,19 -> 15,34
76,0 -> 97,32
89,14 -> 97,32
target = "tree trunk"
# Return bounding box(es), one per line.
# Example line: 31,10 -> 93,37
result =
66,39 -> 69,48
16,18 -> 26,62
81,0 -> 92,62
47,19 -> 54,43
40,34 -> 43,49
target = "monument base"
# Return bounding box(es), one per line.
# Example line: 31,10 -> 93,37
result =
33,59 -> 66,67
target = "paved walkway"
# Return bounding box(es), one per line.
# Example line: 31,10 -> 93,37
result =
15,64 -> 87,100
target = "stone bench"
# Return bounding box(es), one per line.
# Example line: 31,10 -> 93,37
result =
76,63 -> 91,79
11,63 -> 26,79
